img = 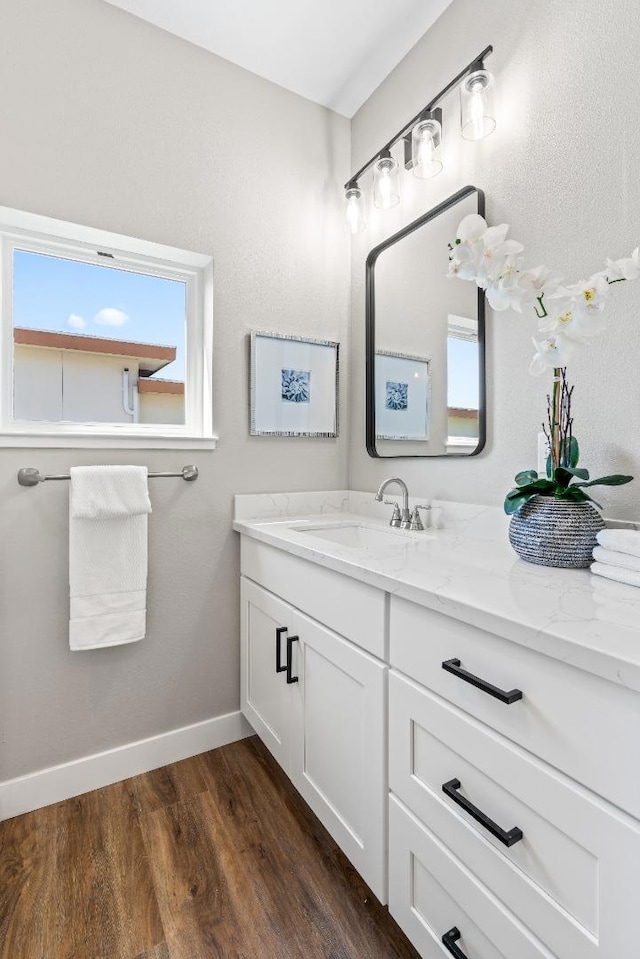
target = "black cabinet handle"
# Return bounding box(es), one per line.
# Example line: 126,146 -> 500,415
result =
442,658 -> 522,704
442,779 -> 523,847
442,927 -> 468,959
286,635 -> 299,684
275,627 -> 288,674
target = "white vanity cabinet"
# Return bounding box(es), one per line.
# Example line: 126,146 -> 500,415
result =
236,506 -> 640,959
240,540 -> 388,901
387,596 -> 640,959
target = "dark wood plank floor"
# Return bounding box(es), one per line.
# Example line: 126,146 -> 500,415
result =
0,736 -> 420,959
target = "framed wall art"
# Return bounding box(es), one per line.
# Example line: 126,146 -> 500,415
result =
250,331 -> 339,437
374,350 -> 431,441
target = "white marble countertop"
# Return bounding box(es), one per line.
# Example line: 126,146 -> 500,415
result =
233,491 -> 640,692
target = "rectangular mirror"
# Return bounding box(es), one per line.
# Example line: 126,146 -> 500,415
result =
366,186 -> 486,457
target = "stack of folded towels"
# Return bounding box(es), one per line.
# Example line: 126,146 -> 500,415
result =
591,529 -> 640,588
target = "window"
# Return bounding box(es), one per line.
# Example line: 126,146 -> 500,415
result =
446,313 -> 479,450
0,207 -> 214,448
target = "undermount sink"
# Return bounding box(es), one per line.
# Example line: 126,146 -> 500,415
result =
291,523 -> 421,549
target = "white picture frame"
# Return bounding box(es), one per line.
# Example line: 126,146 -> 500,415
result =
250,331 -> 339,437
375,350 -> 431,441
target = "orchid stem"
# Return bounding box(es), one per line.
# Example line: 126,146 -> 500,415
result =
551,367 -> 562,470
534,294 -> 548,319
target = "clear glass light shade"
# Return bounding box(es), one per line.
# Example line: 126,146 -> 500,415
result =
345,187 -> 366,234
411,118 -> 443,178
460,69 -> 496,141
372,154 -> 400,209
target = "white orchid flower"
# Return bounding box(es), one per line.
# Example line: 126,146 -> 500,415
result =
448,214 -> 491,284
550,273 -> 609,317
447,242 -> 478,281
529,331 -> 576,375
605,247 -> 640,281
538,291 -> 607,341
515,265 -> 563,313
456,214 -> 489,245
484,250 -> 526,311
476,233 -> 519,288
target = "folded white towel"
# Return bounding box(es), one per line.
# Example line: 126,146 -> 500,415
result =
591,561 -> 640,589
596,528 -> 640,559
70,465 -> 151,519
69,466 -> 150,650
592,545 -> 640,573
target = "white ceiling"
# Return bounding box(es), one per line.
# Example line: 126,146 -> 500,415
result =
102,0 -> 454,117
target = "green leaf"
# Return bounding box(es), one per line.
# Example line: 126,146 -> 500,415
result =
515,470 -> 539,486
507,479 -> 556,497
572,474 -> 634,489
554,466 -> 590,487
556,486 -> 602,509
557,486 -> 587,501
504,493 -> 534,515
545,453 -> 553,480
568,436 -> 580,468
570,488 -> 602,509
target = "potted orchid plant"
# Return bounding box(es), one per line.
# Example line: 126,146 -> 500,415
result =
448,215 -> 636,567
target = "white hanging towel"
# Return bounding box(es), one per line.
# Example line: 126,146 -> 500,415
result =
69,466 -> 152,651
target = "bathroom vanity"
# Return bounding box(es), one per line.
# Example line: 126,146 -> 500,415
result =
234,491 -> 640,959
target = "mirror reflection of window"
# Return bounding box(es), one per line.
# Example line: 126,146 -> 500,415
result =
12,250 -> 187,426
447,314 -> 479,451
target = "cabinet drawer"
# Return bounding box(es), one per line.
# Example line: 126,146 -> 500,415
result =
390,672 -> 640,958
241,537 -> 386,658
389,795 -> 550,959
390,596 -> 640,818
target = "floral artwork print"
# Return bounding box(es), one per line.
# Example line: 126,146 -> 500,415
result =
281,368 -> 310,403
385,381 -> 408,411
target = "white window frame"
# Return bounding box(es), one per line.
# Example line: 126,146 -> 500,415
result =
0,206 -> 215,448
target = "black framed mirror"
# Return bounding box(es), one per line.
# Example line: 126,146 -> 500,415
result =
366,185 -> 486,458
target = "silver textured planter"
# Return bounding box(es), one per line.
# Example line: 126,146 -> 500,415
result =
509,496 -> 605,568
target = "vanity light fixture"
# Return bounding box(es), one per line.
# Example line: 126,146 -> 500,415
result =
409,111 -> 443,179
372,150 -> 400,209
345,184 -> 366,234
344,45 -> 495,227
460,68 -> 496,141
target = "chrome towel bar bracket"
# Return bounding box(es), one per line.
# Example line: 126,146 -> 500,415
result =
17,465 -> 199,487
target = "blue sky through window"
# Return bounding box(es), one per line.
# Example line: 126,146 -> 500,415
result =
13,250 -> 186,381
447,337 -> 479,409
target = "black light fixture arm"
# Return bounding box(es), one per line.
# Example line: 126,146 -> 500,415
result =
344,45 -> 493,191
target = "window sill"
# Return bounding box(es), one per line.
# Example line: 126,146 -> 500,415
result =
0,431 -> 218,450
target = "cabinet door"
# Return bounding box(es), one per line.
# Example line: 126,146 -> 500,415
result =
289,609 -> 387,902
240,577 -> 294,770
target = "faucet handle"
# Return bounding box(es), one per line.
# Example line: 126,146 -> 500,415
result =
385,502 -> 402,528
409,505 -> 431,531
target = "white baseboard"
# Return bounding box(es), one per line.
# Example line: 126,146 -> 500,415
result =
0,709 -> 253,822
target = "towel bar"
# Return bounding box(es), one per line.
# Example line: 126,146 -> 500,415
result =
17,465 -> 199,487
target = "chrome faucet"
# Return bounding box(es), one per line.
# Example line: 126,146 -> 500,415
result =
375,477 -> 411,529
375,477 -> 431,531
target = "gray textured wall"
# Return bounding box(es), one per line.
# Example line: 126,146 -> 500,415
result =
0,0 -> 349,780
349,0 -> 640,520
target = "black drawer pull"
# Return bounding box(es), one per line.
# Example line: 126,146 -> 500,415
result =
286,635 -> 299,684
275,627 -> 288,674
442,658 -> 522,704
442,927 -> 468,959
443,778 -> 523,847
